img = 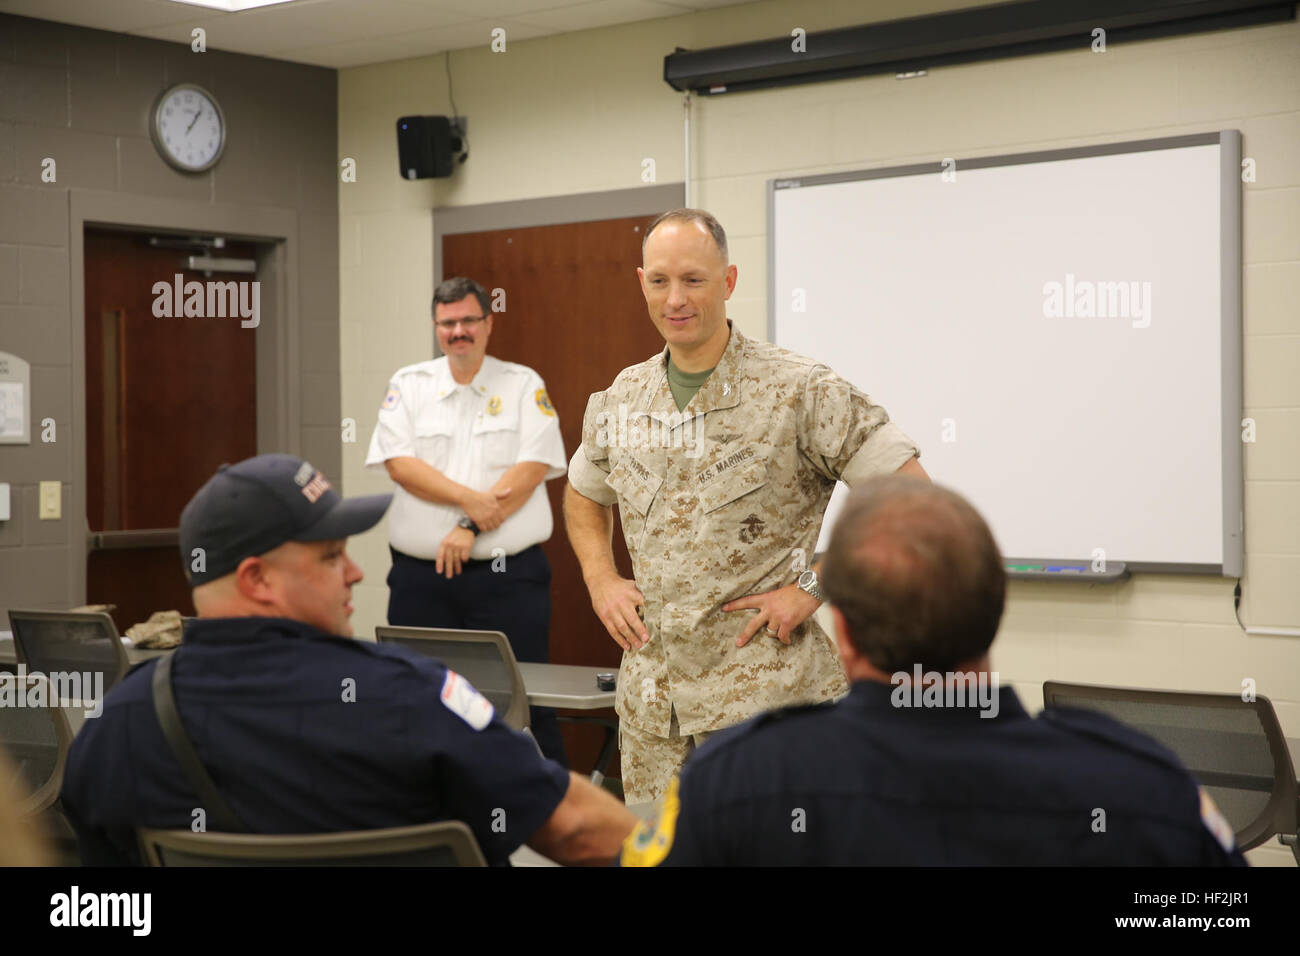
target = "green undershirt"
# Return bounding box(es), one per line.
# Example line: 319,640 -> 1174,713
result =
666,355 -> 715,412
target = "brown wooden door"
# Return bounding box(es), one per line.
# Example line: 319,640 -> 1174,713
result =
83,229 -> 259,632
443,216 -> 665,777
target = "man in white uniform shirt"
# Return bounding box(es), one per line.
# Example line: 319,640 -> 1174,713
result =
366,277 -> 569,765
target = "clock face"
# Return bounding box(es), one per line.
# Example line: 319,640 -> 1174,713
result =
151,84 -> 225,173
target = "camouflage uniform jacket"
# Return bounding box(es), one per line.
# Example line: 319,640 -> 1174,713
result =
567,323 -> 919,736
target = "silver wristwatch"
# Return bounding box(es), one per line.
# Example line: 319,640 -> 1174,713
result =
797,569 -> 824,602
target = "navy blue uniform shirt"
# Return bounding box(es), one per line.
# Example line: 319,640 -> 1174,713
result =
61,617 -> 570,866
622,679 -> 1246,866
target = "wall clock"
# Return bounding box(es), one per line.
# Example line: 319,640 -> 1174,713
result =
151,83 -> 226,173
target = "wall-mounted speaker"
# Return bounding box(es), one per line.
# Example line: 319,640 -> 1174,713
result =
396,116 -> 465,179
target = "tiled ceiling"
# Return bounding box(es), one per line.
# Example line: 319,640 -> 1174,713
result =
0,0 -> 757,68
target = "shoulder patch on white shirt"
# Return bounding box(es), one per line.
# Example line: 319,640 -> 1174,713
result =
382,385 -> 400,410
440,669 -> 494,730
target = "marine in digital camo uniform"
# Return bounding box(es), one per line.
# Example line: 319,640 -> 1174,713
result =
565,209 -> 926,803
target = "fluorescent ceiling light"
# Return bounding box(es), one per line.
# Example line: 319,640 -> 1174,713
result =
164,0 -> 306,11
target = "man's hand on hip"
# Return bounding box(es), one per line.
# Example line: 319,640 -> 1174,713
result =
724,585 -> 822,647
435,526 -> 475,578
461,487 -> 510,531
586,571 -> 649,652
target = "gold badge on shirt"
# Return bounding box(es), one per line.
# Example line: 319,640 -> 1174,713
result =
486,395 -> 503,416
535,388 -> 556,417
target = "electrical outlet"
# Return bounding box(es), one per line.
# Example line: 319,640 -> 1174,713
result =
39,480 -> 61,520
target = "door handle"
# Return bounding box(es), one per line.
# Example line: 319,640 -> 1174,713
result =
89,529 -> 180,551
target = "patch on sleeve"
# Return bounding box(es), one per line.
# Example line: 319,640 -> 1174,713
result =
535,387 -> 556,417
440,669 -> 494,730
1199,788 -> 1237,854
382,385 -> 401,410
620,776 -> 681,867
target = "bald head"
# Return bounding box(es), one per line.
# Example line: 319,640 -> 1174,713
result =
642,208 -> 728,265
821,477 -> 1006,674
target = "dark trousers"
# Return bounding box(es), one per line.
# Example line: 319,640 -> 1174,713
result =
386,544 -> 568,768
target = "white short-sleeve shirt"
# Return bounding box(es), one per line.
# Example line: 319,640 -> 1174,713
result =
365,355 -> 566,560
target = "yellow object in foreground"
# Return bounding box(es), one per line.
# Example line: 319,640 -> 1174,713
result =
620,776 -> 681,867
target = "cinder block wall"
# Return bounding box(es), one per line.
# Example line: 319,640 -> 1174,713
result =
0,13 -> 340,619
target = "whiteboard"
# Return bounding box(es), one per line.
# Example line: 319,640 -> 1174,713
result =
770,133 -> 1242,575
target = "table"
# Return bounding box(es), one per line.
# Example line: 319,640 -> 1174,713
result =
517,662 -> 615,708
0,632 -> 167,667
518,663 -> 618,784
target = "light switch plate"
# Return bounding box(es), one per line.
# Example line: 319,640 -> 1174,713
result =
0,482 -> 9,520
39,480 -> 61,520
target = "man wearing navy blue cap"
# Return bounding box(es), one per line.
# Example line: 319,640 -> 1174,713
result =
61,454 -> 636,866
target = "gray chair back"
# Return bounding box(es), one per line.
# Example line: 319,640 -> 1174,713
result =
1043,680 -> 1298,858
0,673 -> 75,817
137,820 -> 488,866
8,609 -> 128,697
375,626 -> 529,731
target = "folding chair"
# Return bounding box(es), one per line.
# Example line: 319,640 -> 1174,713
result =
1043,680 -> 1299,862
0,672 -> 82,864
0,673 -> 74,817
375,626 -> 530,732
8,608 -> 129,698
138,820 -> 487,866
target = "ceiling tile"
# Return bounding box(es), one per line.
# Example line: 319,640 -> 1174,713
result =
1,0 -> 762,69
512,0 -> 692,34
277,17 -> 554,68
135,0 -> 479,57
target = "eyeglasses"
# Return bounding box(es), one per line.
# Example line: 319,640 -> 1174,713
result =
434,315 -> 488,331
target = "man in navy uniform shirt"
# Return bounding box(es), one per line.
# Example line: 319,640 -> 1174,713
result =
61,454 -> 635,866
621,476 -> 1245,866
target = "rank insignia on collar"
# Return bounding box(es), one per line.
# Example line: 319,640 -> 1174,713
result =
486,395 -> 503,416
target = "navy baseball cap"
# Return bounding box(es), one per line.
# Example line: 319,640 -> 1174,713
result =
179,454 -> 391,586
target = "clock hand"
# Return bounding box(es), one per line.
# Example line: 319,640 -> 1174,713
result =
185,108 -> 201,134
